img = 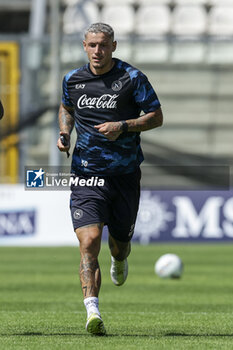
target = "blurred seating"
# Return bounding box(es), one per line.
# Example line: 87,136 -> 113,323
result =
172,4 -> 207,37
208,0 -> 233,5
61,0 -> 233,64
133,41 -> 169,63
171,41 -> 206,63
63,0 -> 98,5
100,4 -> 135,60
63,0 -> 100,34
100,0 -> 135,4
101,4 -> 135,37
174,0 -> 206,4
137,0 -> 171,4
171,4 -> 207,63
136,4 -> 171,38
208,5 -> 233,37
134,5 -> 171,63
207,41 -> 233,64
207,5 -> 233,63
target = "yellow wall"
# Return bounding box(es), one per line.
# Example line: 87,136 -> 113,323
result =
0,42 -> 20,183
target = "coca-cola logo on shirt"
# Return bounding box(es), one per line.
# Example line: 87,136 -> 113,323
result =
77,94 -> 119,109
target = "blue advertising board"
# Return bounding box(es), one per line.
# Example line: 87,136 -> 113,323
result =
0,210 -> 36,237
103,190 -> 233,243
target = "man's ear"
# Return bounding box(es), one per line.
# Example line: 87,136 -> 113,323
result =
112,41 -> 117,52
83,40 -> 87,52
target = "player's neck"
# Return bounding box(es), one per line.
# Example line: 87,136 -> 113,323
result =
89,59 -> 115,76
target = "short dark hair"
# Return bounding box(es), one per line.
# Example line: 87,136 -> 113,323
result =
84,23 -> 114,41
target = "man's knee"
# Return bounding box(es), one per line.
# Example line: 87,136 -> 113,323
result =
76,223 -> 103,255
80,234 -> 100,252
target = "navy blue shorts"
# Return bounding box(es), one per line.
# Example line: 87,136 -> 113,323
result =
70,168 -> 141,242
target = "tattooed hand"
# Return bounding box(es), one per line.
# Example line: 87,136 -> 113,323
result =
94,121 -> 122,141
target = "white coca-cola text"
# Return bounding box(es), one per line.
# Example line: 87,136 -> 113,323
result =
77,94 -> 118,109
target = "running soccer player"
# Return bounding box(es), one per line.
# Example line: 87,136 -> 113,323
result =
0,99 -> 4,119
57,23 -> 163,335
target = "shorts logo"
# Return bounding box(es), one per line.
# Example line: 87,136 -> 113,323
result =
73,209 -> 83,220
128,223 -> 135,237
111,80 -> 122,92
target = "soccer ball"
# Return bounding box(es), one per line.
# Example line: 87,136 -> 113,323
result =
155,254 -> 183,279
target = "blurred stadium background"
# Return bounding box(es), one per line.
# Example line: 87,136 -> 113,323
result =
0,0 -> 233,245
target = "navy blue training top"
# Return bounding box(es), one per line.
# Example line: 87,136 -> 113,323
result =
62,58 -> 161,176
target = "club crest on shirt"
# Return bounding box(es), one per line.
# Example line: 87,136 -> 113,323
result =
111,80 -> 122,92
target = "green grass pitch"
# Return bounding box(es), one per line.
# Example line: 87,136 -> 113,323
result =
1,243 -> 233,350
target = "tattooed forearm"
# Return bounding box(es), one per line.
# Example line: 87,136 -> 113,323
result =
58,104 -> 75,134
127,107 -> 163,132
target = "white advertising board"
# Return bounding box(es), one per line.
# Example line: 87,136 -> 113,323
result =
0,185 -> 77,246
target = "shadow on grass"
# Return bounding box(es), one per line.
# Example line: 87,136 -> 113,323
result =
165,333 -> 233,337
0,332 -> 85,337
1,332 -> 233,338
